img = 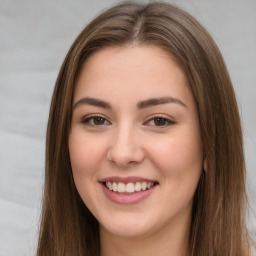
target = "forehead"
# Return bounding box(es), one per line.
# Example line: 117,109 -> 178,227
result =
74,45 -> 194,108
78,45 -> 183,81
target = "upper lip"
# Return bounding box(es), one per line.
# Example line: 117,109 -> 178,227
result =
99,176 -> 158,184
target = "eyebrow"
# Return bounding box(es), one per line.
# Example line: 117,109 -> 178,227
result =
137,97 -> 187,109
73,97 -> 111,109
73,96 -> 187,110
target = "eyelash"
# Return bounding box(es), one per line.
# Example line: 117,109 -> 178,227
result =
81,115 -> 111,126
144,116 -> 175,127
81,114 -> 175,128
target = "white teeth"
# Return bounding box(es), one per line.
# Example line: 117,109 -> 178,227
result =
105,181 -> 155,193
112,182 -> 118,192
135,182 -> 141,191
117,182 -> 126,193
141,182 -> 147,190
106,182 -> 112,190
147,182 -> 152,189
126,183 -> 135,193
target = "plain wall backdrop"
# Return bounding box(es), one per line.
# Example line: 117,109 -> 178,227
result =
0,0 -> 255,255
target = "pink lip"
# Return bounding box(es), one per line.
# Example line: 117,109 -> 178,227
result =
100,183 -> 158,205
99,176 -> 157,184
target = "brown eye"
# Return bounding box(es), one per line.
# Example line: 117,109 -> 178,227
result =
82,116 -> 110,126
154,117 -> 168,126
145,116 -> 175,127
93,117 -> 105,125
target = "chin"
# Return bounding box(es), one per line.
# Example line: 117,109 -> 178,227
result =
102,226 -> 151,238
99,215 -> 156,238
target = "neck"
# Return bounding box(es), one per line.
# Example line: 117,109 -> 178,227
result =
100,216 -> 190,256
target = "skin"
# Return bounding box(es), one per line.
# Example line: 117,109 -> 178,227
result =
69,45 -> 203,256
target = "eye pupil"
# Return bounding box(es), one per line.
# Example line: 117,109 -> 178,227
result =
94,117 -> 105,125
154,118 -> 166,126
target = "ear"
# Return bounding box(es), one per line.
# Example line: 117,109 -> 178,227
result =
203,158 -> 207,172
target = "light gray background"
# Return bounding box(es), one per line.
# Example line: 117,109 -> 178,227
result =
0,0 -> 255,255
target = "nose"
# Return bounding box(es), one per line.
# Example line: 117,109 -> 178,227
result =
107,126 -> 145,167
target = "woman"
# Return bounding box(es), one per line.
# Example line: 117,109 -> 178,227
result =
37,1 -> 253,255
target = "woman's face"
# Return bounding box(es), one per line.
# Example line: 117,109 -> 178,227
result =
69,45 -> 203,239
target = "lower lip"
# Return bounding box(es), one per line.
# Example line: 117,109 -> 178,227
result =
101,183 -> 157,204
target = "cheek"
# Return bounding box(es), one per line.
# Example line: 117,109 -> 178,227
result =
68,131 -> 105,177
147,131 -> 203,214
68,131 -> 106,209
147,129 -> 203,182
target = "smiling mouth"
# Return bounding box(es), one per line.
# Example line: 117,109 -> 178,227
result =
103,181 -> 158,194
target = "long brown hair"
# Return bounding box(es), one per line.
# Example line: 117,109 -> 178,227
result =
37,1 -> 252,255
